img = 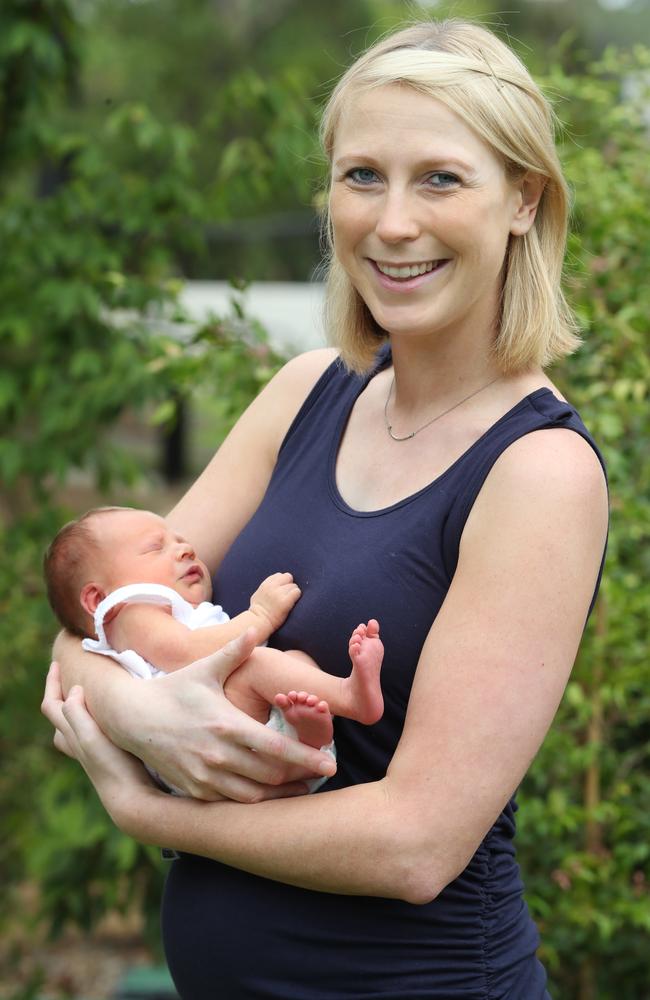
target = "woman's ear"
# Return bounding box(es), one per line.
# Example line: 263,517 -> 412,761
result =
80,583 -> 106,617
510,172 -> 546,236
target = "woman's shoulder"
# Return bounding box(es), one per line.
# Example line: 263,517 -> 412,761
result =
273,348 -> 340,392
482,425 -> 608,532
221,349 -> 339,465
481,371 -> 605,499
258,348 -> 341,428
497,425 -> 605,487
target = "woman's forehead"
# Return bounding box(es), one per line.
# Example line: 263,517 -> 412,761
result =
332,84 -> 496,166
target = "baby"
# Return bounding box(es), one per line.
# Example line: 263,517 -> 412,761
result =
44,506 -> 384,794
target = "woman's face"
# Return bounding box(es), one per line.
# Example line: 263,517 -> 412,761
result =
329,84 -> 530,346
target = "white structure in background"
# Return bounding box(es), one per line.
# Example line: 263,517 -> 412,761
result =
180,281 -> 328,357
621,69 -> 650,131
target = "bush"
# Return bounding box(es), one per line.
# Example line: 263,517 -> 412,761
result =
517,45 -> 650,999
1,5 -> 648,995
0,0 -> 285,949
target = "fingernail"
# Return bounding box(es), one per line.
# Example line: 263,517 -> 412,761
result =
319,760 -> 336,776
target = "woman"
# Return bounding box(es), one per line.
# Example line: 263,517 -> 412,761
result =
43,18 -> 609,999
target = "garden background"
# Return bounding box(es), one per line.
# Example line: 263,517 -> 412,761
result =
1,1 -> 648,997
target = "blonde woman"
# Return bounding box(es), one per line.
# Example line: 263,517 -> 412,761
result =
44,19 -> 608,999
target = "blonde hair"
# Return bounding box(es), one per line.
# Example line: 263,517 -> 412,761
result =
320,19 -> 580,373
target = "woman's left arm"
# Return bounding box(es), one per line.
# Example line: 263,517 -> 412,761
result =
44,428 -> 608,905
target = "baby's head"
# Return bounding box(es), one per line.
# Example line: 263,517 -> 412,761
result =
44,507 -> 212,638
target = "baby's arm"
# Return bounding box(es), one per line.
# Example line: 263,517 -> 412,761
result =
107,572 -> 300,674
244,573 -> 302,640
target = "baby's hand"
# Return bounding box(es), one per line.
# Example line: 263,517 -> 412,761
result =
249,573 -> 301,634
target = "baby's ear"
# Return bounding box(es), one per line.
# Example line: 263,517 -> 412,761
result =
80,583 -> 105,617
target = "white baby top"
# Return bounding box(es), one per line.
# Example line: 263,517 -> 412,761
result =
82,582 -> 230,680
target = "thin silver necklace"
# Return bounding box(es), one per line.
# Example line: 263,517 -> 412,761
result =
384,375 -> 501,442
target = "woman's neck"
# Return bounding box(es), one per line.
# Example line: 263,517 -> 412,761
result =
386,332 -> 503,417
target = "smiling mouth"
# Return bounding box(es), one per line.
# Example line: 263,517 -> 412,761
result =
374,259 -> 448,280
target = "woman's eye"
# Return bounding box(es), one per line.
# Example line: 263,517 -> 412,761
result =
427,172 -> 460,189
347,167 -> 379,186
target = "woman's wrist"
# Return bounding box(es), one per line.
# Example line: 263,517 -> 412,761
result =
102,773 -> 165,835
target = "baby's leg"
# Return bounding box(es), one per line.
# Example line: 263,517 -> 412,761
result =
225,651 -> 334,749
223,651 -> 279,724
225,621 -> 384,727
224,647 -> 326,724
345,620 -> 384,724
273,692 -> 334,749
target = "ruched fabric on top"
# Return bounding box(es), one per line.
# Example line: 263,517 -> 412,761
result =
162,347 -> 605,999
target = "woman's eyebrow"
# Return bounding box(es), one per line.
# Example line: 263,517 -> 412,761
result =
333,154 -> 381,168
333,154 -> 475,173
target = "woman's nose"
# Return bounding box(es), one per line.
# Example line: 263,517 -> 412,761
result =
374,188 -> 420,244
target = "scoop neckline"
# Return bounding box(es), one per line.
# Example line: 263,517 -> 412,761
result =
327,355 -> 558,519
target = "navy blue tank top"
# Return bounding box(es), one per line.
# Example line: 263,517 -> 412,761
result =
162,350 -> 606,999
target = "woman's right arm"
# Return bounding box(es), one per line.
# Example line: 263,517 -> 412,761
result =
53,348 -> 339,800
165,347 -> 338,573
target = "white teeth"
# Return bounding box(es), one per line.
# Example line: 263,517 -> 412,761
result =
376,261 -> 439,278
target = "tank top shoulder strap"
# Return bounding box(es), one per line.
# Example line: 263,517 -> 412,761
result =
91,583 -> 192,649
441,388 -> 608,612
278,346 -> 391,458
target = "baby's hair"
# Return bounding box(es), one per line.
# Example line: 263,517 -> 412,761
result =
44,506 -> 135,637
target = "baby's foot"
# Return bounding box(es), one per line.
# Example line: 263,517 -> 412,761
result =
274,691 -> 334,749
347,619 -> 384,725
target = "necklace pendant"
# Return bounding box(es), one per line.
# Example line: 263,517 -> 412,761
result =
387,425 -> 415,442
383,374 -> 501,443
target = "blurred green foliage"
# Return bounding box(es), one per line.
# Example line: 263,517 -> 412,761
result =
516,44 -> 650,999
0,0 -> 287,963
1,2 -> 648,997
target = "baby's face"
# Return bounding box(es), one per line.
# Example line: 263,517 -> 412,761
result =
94,510 -> 213,606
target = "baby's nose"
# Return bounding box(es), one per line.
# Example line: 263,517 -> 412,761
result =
177,540 -> 195,559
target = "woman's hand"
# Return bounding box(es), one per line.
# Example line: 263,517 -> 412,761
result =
50,629 -> 336,803
41,663 -> 153,824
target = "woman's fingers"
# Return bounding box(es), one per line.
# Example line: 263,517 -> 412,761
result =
41,661 -> 65,727
188,628 -> 260,685
237,715 -> 337,778
186,769 -> 310,804
150,710 -> 334,800
143,699 -> 336,799
42,671 -> 102,762
42,663 -> 80,757
62,685 -> 105,746
199,736 -> 326,788
53,728 -> 75,758
186,706 -> 336,787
